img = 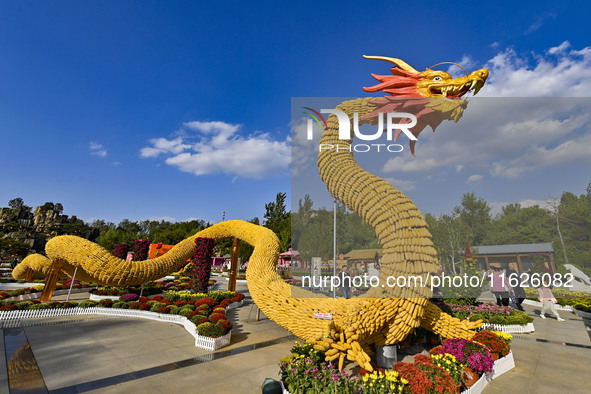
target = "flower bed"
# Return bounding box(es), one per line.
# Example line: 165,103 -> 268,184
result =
0,290 -> 245,349
435,301 -> 534,326
278,330 -> 515,394
0,280 -> 96,301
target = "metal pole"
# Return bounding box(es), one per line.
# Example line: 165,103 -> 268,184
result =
66,266 -> 78,302
333,198 -> 337,298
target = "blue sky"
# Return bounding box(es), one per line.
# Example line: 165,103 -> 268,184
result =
1,1 -> 590,224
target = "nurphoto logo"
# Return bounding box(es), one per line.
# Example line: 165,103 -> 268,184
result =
303,107 -> 417,153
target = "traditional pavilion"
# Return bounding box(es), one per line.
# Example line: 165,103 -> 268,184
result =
472,243 -> 556,273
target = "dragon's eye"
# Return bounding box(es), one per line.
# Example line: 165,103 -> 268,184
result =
433,76 -> 443,81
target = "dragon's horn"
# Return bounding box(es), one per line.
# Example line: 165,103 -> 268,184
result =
363,55 -> 419,74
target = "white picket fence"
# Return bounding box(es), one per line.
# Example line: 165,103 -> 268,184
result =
0,306 -> 232,351
479,322 -> 535,334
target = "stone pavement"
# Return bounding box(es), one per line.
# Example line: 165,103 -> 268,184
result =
483,303 -> 591,394
1,284 -> 591,393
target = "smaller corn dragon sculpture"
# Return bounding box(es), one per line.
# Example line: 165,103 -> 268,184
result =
13,56 -> 489,372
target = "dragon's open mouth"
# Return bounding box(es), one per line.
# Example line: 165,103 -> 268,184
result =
429,79 -> 484,98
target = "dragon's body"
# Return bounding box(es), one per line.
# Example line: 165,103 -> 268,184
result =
13,57 -> 488,372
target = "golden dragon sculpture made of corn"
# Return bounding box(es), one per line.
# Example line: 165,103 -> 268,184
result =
13,56 -> 488,372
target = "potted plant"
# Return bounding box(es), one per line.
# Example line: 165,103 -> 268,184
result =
472,331 -> 510,360
440,338 -> 493,387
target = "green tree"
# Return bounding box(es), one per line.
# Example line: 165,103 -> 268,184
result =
96,229 -> 135,252
557,189 -> 591,268
426,213 -> 468,274
264,192 -> 290,252
453,193 -> 491,245
8,198 -> 24,210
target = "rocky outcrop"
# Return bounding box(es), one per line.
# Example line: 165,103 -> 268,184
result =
33,206 -> 65,232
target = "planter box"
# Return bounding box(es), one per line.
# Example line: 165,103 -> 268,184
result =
461,373 -> 488,394
89,294 -> 121,301
226,300 -> 244,310
279,352 -> 515,394
5,288 -> 92,301
573,309 -> 591,319
194,330 -> 232,351
0,306 -> 234,351
488,351 -> 515,380
480,322 -> 535,334
522,299 -> 574,312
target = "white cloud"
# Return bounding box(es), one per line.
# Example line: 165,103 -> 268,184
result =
89,142 -> 107,157
140,137 -> 191,158
380,43 -> 591,180
489,198 -> 555,217
145,216 -> 176,222
480,41 -> 591,97
466,174 -> 483,184
384,177 -> 416,192
447,55 -> 478,78
141,121 -> 290,178
548,41 -> 571,55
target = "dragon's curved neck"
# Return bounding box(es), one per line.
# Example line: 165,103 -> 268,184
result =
318,98 -> 438,298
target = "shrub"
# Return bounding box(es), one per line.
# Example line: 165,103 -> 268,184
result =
112,301 -> 129,309
168,305 -> 180,314
469,313 -> 483,322
213,306 -> 226,314
231,293 -> 245,302
79,300 -> 98,308
209,313 -> 225,323
196,305 -> 211,315
219,320 -> 233,330
129,302 -> 141,310
28,303 -> 51,310
191,315 -> 209,325
99,299 -> 113,308
120,293 -> 139,302
178,308 -> 194,317
186,311 -> 198,320
197,322 -> 226,338
441,338 -> 493,374
149,302 -> 166,312
472,331 -> 510,357
16,301 -> 33,309
194,297 -> 217,307
489,315 -> 508,325
393,361 -> 457,394
156,306 -> 171,314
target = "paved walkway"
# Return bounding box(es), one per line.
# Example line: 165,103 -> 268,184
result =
1,284 -> 591,393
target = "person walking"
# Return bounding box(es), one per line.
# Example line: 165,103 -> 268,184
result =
538,285 -> 565,321
339,266 -> 351,299
487,266 -> 511,306
507,263 -> 525,311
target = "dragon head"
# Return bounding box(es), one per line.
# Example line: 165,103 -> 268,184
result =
362,55 -> 488,98
358,56 -> 489,155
